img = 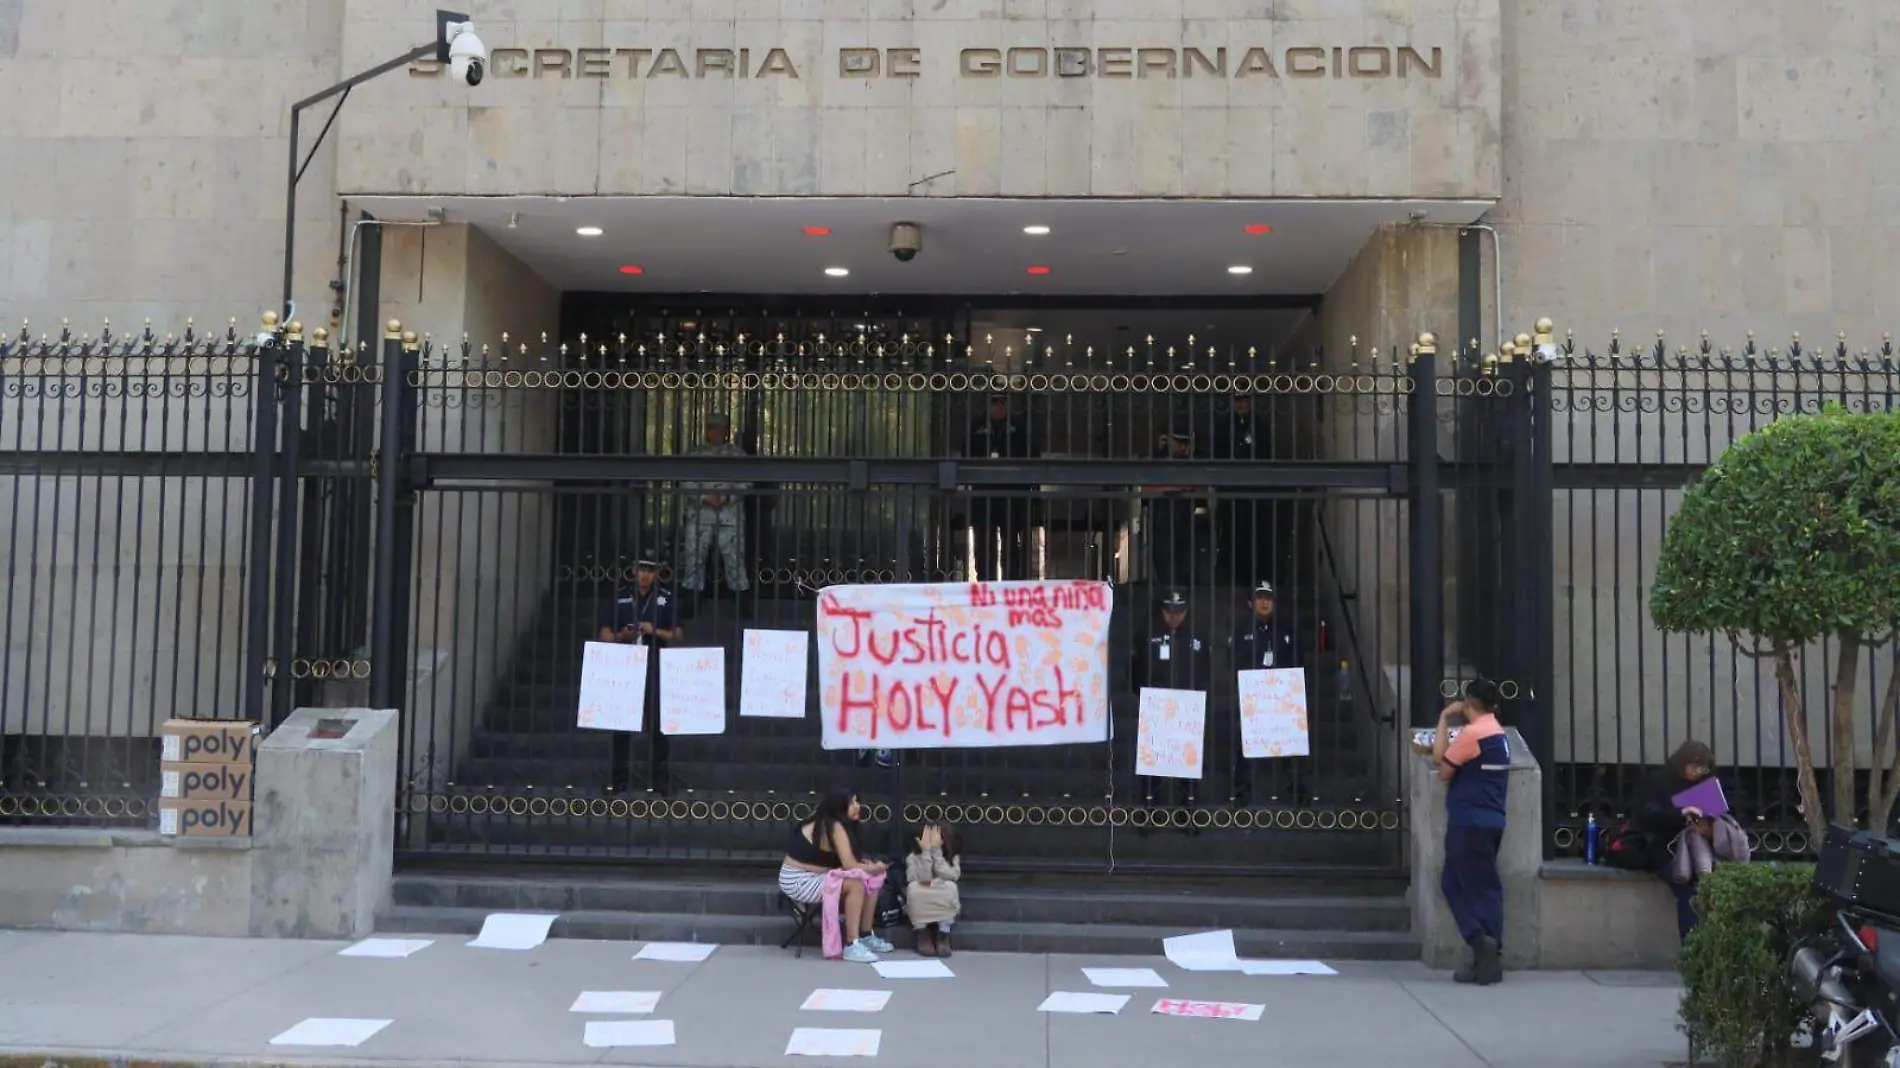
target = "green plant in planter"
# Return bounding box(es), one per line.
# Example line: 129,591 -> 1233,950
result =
1679,863 -> 1837,1068
1651,404 -> 1900,843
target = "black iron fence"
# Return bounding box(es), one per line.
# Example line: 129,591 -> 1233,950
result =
4,311 -> 1893,869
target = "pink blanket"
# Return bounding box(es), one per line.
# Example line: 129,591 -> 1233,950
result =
821,868 -> 886,959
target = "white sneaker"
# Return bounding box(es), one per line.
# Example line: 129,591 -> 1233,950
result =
842,940 -> 880,964
865,933 -> 894,953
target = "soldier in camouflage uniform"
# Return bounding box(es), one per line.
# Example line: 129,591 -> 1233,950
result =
680,411 -> 751,597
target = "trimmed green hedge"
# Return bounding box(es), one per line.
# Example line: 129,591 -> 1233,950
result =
1679,863 -> 1836,1067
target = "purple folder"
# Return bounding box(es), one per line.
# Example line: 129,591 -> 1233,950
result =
1671,777 -> 1729,818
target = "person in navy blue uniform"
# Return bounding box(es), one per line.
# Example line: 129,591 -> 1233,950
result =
1135,589 -> 1211,809
1228,581 -> 1298,803
1431,677 -> 1510,985
964,393 -> 1037,581
597,554 -> 680,795
1143,425 -> 1201,589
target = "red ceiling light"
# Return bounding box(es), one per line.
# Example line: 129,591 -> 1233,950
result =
618,265 -> 645,275
1243,224 -> 1273,235
803,226 -> 831,236
1025,265 -> 1052,275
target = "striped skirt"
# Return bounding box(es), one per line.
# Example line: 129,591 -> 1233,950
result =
778,862 -> 828,905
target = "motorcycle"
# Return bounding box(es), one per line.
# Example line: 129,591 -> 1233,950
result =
1788,905 -> 1900,1065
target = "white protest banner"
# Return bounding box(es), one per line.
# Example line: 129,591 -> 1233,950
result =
660,647 -> 726,736
577,641 -> 648,732
741,629 -> 809,719
1238,668 -> 1311,759
815,581 -> 1112,750
1135,688 -> 1206,779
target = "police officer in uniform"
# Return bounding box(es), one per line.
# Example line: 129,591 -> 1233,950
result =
1135,589 -> 1212,808
1214,394 -> 1269,584
1228,581 -> 1299,803
681,412 -> 751,602
964,393 -> 1036,581
597,554 -> 680,794
1144,425 -> 1200,589
1431,677 -> 1510,985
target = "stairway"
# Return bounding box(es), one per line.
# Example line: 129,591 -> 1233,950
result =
380,866 -> 1419,961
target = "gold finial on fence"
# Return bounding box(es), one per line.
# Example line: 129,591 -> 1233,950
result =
385,319 -> 402,339
401,330 -> 419,352
286,320 -> 304,342
1533,318 -> 1554,347
311,326 -> 329,348
1410,331 -> 1437,362
261,311 -> 280,331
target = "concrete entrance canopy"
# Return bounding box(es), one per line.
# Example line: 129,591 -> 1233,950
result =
345,195 -> 1492,296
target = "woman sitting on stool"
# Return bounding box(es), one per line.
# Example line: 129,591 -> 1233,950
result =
778,786 -> 891,963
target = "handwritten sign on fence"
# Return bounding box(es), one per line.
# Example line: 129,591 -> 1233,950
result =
1237,668 -> 1310,759
815,581 -> 1112,750
660,647 -> 726,736
1135,688 -> 1206,779
740,629 -> 810,719
576,641 -> 648,732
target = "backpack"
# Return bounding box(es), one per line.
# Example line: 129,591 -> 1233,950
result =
876,879 -> 907,929
1600,819 -> 1653,871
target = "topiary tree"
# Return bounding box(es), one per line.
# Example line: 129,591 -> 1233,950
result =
1650,404 -> 1900,844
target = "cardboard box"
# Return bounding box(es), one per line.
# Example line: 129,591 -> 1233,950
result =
159,761 -> 254,801
158,798 -> 253,838
159,719 -> 259,764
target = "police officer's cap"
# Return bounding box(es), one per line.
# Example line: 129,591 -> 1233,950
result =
1252,581 -> 1276,598
1463,677 -> 1503,709
1167,424 -> 1194,441
632,554 -> 661,570
1160,589 -> 1189,610
705,411 -> 731,428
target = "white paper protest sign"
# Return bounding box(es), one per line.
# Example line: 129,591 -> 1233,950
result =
1150,999 -> 1264,1021
786,1028 -> 881,1057
660,647 -> 726,736
577,641 -> 648,732
1038,992 -> 1130,1015
1136,688 -> 1207,779
815,581 -> 1112,750
800,989 -> 891,1012
1238,668 -> 1311,759
1163,930 -> 1242,972
741,629 -> 810,718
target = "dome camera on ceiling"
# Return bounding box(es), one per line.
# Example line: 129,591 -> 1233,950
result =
889,222 -> 922,263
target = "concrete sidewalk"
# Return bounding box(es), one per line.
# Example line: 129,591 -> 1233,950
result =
0,929 -> 1684,1068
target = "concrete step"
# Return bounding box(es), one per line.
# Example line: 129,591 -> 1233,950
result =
377,904 -> 1420,961
391,871 -> 1411,931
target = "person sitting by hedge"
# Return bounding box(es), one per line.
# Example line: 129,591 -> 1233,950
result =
1630,740 -> 1750,941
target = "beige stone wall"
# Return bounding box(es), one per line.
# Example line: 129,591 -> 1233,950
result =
0,0 -> 346,328
334,0 -> 1501,200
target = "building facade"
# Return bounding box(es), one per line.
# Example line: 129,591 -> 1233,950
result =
1,0 -> 1896,869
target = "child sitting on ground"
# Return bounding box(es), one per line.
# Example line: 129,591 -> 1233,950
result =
905,823 -> 962,957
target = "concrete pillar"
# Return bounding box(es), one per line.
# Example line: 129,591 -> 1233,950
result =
249,708 -> 398,939
1409,726 -> 1543,970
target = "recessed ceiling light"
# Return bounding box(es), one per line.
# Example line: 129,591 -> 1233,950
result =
618,265 -> 644,275
803,226 -> 831,236
1025,265 -> 1051,275
1243,224 -> 1272,235
1023,225 -> 1051,235
1227,265 -> 1254,275
824,267 -> 850,277
576,226 -> 604,237
1025,326 -> 1042,333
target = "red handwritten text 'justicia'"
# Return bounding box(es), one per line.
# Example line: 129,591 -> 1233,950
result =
821,600 -> 1015,671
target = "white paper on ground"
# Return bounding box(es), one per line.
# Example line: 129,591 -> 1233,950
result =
786,1027 -> 882,1057
338,938 -> 433,959
583,1020 -> 677,1048
632,942 -> 716,962
467,913 -> 559,950
269,1018 -> 392,1047
1150,999 -> 1265,1021
1240,960 -> 1338,976
871,959 -> 954,980
1081,967 -> 1168,988
1163,929 -> 1243,972
801,989 -> 893,1012
569,991 -> 663,1014
1038,992 -> 1130,1015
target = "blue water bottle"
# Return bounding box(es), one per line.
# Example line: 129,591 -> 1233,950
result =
1584,813 -> 1600,865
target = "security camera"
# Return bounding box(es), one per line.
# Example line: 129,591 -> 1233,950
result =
889,222 -> 922,263
446,22 -> 487,86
